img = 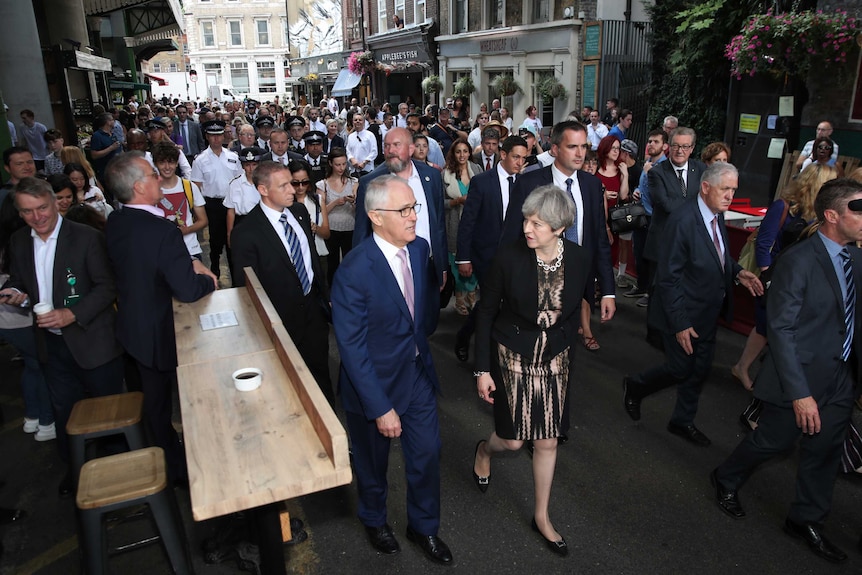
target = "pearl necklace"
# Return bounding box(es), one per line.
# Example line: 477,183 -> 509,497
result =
536,238 -> 564,273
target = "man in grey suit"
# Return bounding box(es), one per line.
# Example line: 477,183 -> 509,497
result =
172,104 -> 205,162
1,177 -> 124,496
712,178 -> 862,564
623,163 -> 762,446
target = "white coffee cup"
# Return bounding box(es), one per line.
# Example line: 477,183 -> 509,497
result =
33,302 -> 54,316
232,368 -> 262,392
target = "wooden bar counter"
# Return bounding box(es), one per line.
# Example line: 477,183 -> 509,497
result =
173,267 -> 351,526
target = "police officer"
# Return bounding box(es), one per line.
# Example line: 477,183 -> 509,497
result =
254,116 -> 275,152
303,131 -> 327,186
224,146 -> 264,243
285,116 -> 307,153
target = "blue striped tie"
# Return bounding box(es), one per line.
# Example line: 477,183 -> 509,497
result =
279,213 -> 312,296
563,178 -> 579,244
840,248 -> 855,361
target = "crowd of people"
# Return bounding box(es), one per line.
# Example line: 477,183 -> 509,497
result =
2,91 -> 862,567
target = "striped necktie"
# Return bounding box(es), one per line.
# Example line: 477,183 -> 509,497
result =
677,168 -> 687,198
841,248 -> 855,361
278,213 -> 311,295
564,178 -> 578,244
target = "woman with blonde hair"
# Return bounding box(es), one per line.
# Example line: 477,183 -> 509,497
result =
59,146 -> 99,187
734,164 -> 838,419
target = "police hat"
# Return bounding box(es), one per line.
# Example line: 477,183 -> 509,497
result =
254,116 -> 275,129
285,115 -> 306,129
202,120 -> 226,135
239,146 -> 265,163
145,118 -> 168,132
303,130 -> 324,144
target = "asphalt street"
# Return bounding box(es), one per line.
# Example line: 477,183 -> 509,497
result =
2,287 -> 862,574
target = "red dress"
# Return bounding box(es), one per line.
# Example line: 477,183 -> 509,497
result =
596,170 -> 622,211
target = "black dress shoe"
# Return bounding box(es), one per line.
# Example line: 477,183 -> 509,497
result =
531,518 -> 568,557
58,472 -> 75,499
0,508 -> 25,525
667,423 -> 711,446
472,440 -> 489,493
784,519 -> 847,563
365,523 -> 400,555
710,469 -> 745,519
454,337 -> 469,362
405,526 -> 453,564
623,376 -> 642,421
558,434 -> 568,444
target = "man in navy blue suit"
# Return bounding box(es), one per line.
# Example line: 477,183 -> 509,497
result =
332,175 -> 452,565
352,127 -> 447,333
453,135 -> 529,361
623,163 -> 762,446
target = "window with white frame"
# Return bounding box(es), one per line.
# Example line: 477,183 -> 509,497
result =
230,62 -> 249,91
533,0 -> 550,23
415,0 -> 426,23
203,62 -> 222,84
256,19 -> 270,46
282,19 -> 289,46
378,3 -> 387,33
258,61 -> 276,92
454,0 -> 468,33
488,0 -> 503,28
227,19 -> 242,47
200,20 -> 215,47
170,63 -> 178,72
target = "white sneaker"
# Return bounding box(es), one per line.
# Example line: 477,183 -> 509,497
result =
23,418 -> 39,433
35,423 -> 56,442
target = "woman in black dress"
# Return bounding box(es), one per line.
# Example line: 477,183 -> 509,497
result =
472,184 -> 590,556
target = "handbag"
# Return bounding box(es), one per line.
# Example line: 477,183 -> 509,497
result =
608,201 -> 648,234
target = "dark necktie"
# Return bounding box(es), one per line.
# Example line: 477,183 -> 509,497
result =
564,177 -> 578,244
396,248 -> 414,318
278,213 -> 311,295
711,216 -> 724,267
485,157 -> 491,171
677,168 -> 686,198
182,123 -> 189,154
841,248 -> 855,361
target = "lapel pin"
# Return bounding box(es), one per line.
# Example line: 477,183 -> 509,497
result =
425,176 -> 430,182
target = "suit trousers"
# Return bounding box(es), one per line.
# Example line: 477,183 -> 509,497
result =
292,296 -> 335,408
634,328 -> 717,426
717,388 -> 853,524
43,333 -> 125,462
204,201 -> 232,282
632,223 -> 651,292
345,357 -> 442,535
135,362 -> 187,482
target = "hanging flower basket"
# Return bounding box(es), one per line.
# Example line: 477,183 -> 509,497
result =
536,76 -> 568,101
348,51 -> 375,75
725,9 -> 859,80
422,75 -> 443,94
303,73 -> 319,83
453,76 -> 476,97
489,74 -> 523,97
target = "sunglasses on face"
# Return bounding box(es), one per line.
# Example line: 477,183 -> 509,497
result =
291,180 -> 311,187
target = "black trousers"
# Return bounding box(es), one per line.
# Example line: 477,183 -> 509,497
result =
291,295 -> 335,408
632,327 -> 717,426
632,222 -> 652,292
204,200 -> 231,282
717,385 -> 853,524
135,362 -> 187,482
325,230 -> 353,287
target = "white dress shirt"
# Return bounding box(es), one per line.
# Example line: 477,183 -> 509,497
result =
346,130 -> 378,172
697,195 -> 724,260
404,164 -> 431,249
373,234 -> 412,297
32,216 -> 63,334
496,163 -> 514,221
260,201 -> 315,284
551,165 -> 584,245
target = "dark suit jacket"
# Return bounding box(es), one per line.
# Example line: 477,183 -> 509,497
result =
172,120 -> 206,157
353,160 -> 447,286
455,167 -> 510,284
7,218 -> 122,369
231,203 -> 329,338
648,199 -> 741,336
644,158 -> 706,261
471,151 -> 499,171
332,236 -> 439,419
755,234 -> 862,407
474,237 -> 590,372
105,207 -> 214,370
501,166 -> 614,298
324,135 -> 345,154
260,150 -> 305,164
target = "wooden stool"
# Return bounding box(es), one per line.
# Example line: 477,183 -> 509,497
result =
76,447 -> 192,575
67,392 -> 147,480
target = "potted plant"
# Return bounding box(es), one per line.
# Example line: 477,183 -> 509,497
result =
536,76 -> 568,101
453,76 -> 476,97
725,9 -> 859,79
347,51 -> 376,75
422,75 -> 443,94
490,74 -> 523,97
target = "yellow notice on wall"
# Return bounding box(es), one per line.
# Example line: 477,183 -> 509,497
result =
739,114 -> 761,134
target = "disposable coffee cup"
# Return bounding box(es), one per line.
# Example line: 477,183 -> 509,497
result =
33,302 -> 53,316
232,368 -> 262,392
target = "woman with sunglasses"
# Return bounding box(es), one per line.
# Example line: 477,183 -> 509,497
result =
289,160 -> 330,280
800,136 -> 843,176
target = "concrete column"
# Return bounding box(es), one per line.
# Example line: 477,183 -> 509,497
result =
43,0 -> 90,50
0,1 -> 53,127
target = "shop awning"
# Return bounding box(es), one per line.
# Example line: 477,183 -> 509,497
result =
109,80 -> 151,91
331,69 -> 362,97
144,73 -> 167,86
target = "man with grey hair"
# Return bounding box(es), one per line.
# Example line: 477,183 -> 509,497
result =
1,176 -> 124,496
332,174 -> 452,565
624,162 -> 763,446
712,178 -> 862,563
103,151 -> 216,483
663,115 -> 679,135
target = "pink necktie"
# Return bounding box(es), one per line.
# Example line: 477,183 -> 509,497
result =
712,216 -> 724,267
396,248 -> 414,318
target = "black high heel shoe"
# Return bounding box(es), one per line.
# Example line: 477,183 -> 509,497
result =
531,518 -> 568,557
472,440 -> 489,493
